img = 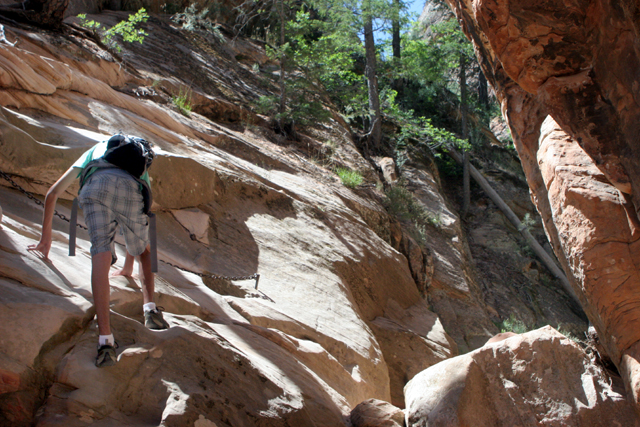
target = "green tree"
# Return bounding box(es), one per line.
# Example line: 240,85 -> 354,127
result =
234,0 -> 295,131
78,9 -> 149,53
310,0 -> 400,151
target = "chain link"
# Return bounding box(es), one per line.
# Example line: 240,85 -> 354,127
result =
1,169 -> 260,288
159,259 -> 260,288
0,170 -> 88,230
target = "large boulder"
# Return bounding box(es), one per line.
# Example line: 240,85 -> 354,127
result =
404,326 -> 640,427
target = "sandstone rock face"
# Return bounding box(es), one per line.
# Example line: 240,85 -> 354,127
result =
445,0 -> 640,410
404,326 -> 640,427
401,163 -> 499,352
0,19 -> 456,425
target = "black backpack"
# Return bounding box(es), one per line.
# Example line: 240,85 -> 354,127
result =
103,134 -> 155,179
78,134 -> 155,214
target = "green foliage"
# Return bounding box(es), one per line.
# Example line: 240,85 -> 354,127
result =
434,154 -> 463,178
557,324 -> 584,344
377,13 -> 503,145
172,87 -> 193,116
384,183 -> 440,227
519,213 -> 537,233
336,167 -> 363,188
380,89 -> 469,168
173,3 -> 223,39
397,18 -> 474,97
252,89 -> 330,127
384,184 -> 421,221
253,95 -> 278,116
78,9 -> 149,53
247,20 -> 334,129
497,314 -> 531,334
286,11 -> 368,123
383,182 -> 441,245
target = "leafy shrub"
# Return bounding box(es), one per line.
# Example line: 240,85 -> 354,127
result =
253,95 -> 278,116
557,324 -> 584,344
336,168 -> 363,188
384,185 -> 424,222
78,9 -> 149,53
172,3 -> 223,40
172,87 -> 193,116
497,314 -> 530,334
519,213 -> 537,233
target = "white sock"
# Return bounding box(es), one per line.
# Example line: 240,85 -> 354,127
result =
143,302 -> 156,313
99,334 -> 114,347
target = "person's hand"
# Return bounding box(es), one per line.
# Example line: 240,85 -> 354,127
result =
27,239 -> 51,261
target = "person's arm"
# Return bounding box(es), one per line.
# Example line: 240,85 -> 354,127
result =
27,166 -> 79,260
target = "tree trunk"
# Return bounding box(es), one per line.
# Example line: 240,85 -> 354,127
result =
278,0 -> 286,132
447,146 -> 581,308
478,69 -> 489,111
460,53 -> 470,218
364,16 -> 382,151
391,0 -> 401,59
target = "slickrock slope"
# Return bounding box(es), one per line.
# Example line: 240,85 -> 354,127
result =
0,17 -> 457,426
444,0 -> 640,412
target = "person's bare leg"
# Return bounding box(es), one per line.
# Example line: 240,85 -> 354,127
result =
110,252 -> 135,277
92,251 -> 113,336
137,246 -> 154,304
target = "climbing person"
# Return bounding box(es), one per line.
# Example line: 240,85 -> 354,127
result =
27,134 -> 170,368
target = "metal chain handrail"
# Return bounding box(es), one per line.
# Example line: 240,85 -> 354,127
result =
159,259 -> 260,289
0,170 -> 88,230
1,169 -> 261,289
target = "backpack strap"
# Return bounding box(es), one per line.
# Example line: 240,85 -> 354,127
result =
79,159 -> 118,190
148,212 -> 158,273
69,197 -> 79,256
134,176 -> 153,215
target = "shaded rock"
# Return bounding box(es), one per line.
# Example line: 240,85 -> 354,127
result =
490,116 -> 511,144
371,300 -> 456,407
350,398 -> 404,427
444,0 -> 640,408
404,326 -> 640,427
401,163 -> 499,352
389,222 -> 432,295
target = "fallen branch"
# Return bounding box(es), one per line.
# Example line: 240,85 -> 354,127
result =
447,146 -> 581,308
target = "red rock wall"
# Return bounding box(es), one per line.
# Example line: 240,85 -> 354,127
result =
444,0 -> 640,407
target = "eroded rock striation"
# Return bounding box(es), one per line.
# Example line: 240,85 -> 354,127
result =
445,0 -> 640,410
